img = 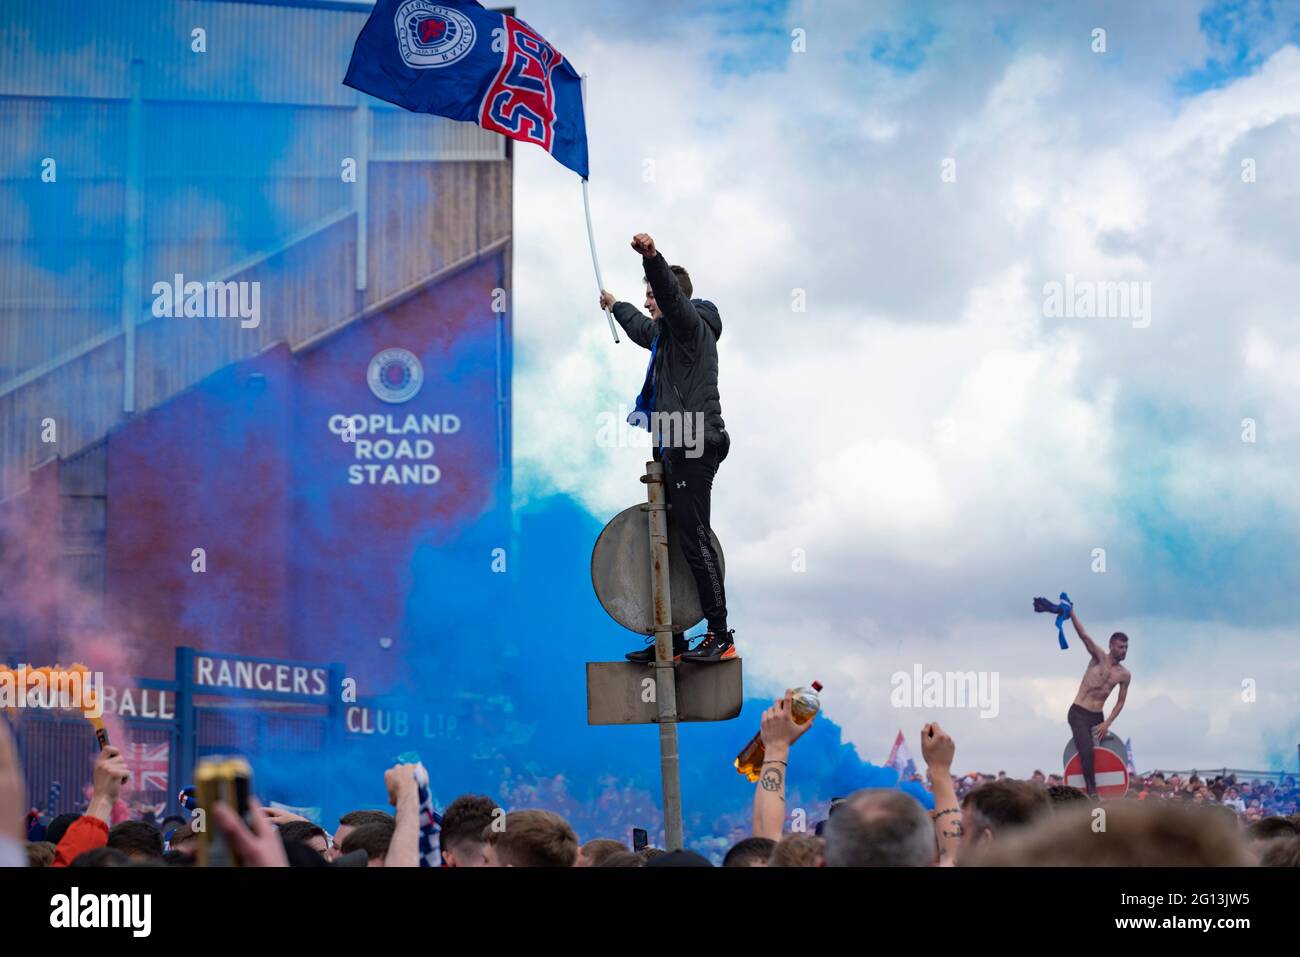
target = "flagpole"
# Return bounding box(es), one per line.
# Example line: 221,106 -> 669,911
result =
580,73 -> 619,344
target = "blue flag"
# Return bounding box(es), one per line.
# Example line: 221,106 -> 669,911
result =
344,0 -> 590,178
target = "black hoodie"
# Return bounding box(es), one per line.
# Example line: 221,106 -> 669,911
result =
611,252 -> 728,459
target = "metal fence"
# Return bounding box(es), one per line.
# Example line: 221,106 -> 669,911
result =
1144,768 -> 1297,783
8,647 -> 344,817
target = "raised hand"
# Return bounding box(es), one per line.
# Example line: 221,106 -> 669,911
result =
631,233 -> 656,258
920,722 -> 955,772
92,746 -> 130,801
759,689 -> 816,751
384,763 -> 421,806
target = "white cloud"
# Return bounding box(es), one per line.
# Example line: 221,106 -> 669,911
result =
512,2 -> 1300,775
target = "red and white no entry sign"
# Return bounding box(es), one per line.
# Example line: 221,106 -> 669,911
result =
1062,732 -> 1129,798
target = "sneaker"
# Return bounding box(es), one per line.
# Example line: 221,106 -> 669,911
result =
680,629 -> 736,663
625,634 -> 690,663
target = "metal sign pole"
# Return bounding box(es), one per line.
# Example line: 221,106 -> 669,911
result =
642,460 -> 683,851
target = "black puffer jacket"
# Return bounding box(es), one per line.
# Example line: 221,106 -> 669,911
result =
612,252 -> 728,459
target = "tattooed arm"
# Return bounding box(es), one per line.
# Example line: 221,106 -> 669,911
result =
752,690 -> 816,842
921,722 -> 961,866
753,756 -> 787,842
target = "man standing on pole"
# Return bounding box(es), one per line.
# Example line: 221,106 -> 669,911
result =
600,233 -> 733,664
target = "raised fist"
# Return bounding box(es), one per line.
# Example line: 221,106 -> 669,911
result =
920,722 -> 955,772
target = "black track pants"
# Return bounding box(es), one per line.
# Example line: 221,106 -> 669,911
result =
663,441 -> 728,637
1068,704 -> 1105,795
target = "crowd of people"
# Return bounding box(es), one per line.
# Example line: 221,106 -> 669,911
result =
3,698 -> 1298,868
926,768 -> 1299,822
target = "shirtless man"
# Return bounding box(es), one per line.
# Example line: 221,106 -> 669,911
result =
1066,607 -> 1130,797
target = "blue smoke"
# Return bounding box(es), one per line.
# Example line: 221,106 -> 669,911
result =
251,493 -> 930,848
0,1 -> 930,849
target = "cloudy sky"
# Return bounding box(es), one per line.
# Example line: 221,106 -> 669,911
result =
507,0 -> 1300,775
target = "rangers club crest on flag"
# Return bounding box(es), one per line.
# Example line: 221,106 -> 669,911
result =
123,740 -> 170,792
344,0 -> 589,177
394,1 -> 475,69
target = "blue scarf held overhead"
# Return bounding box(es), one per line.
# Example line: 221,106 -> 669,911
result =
1032,592 -> 1073,649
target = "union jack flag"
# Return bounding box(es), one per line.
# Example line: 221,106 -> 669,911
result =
884,730 -> 918,780
123,741 -> 170,792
